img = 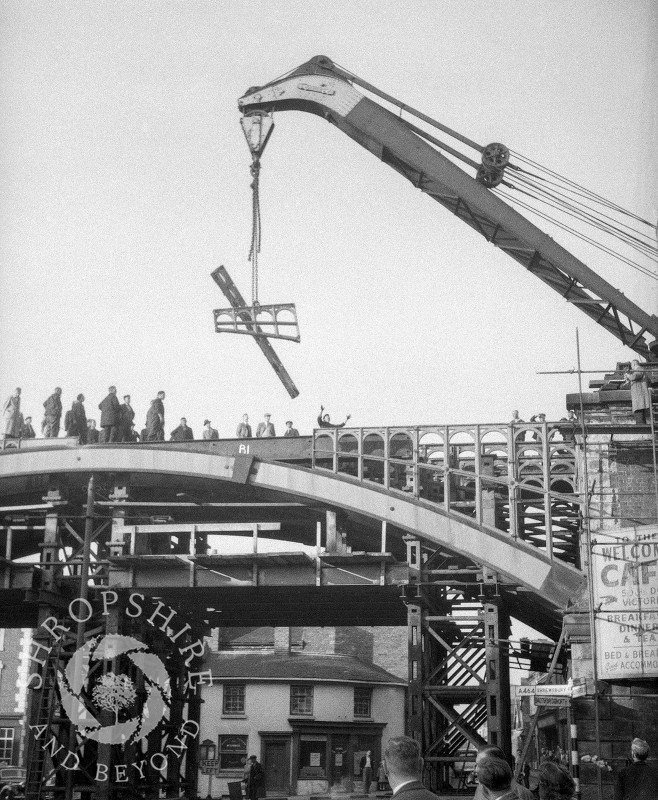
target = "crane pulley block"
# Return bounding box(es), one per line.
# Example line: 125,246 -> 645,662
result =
240,111 -> 274,157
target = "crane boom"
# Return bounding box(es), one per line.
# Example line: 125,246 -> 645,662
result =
238,56 -> 658,358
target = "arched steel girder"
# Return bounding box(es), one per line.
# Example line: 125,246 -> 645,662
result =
0,445 -> 584,611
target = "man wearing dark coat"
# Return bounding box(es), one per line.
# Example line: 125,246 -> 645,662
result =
317,405 -> 351,429
87,420 -> 100,444
614,738 -> 658,800
243,755 -> 266,800
98,386 -> 121,442
383,737 -> 438,800
21,416 -> 36,439
43,388 -> 63,438
283,420 -> 300,437
119,395 -> 135,442
170,418 -> 194,441
145,391 -> 166,442
236,414 -> 252,438
66,394 -> 88,443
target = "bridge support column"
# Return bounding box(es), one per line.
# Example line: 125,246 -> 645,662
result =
482,588 -> 511,758
405,539 -> 423,741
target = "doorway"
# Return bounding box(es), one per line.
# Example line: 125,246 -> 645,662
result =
263,738 -> 291,795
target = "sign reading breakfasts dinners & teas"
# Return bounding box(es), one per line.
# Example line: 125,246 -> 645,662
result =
591,524 -> 658,680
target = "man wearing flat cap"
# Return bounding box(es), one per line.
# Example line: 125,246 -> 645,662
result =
256,414 -> 275,438
283,420 -> 299,437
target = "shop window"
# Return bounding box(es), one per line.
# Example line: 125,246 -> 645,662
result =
223,684 -> 246,715
353,687 -> 372,718
290,685 -> 313,715
299,734 -> 327,778
218,735 -> 247,770
0,728 -> 14,763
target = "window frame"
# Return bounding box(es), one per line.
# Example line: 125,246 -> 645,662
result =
218,734 -> 248,771
353,686 -> 373,718
290,684 -> 314,716
0,728 -> 14,763
222,683 -> 246,716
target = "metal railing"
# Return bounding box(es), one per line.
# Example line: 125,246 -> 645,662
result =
312,422 -> 582,567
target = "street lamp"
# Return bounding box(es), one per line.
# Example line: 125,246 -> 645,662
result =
199,739 -> 217,800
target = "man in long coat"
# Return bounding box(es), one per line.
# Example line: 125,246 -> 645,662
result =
244,756 -> 266,800
66,394 -> 88,443
145,391 -> 166,441
119,395 -> 135,442
625,360 -> 652,424
43,388 -> 63,438
3,388 -> 21,439
98,386 -> 121,442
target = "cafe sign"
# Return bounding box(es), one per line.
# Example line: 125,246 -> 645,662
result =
592,525 -> 658,680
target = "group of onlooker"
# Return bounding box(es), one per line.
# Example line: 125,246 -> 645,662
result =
1,386 -> 167,443
234,413 -> 300,439
3,387 -> 354,444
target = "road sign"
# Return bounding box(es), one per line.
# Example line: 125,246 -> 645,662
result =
516,684 -> 571,697
200,759 -> 221,775
535,696 -> 570,707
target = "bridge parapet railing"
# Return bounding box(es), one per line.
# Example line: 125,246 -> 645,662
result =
312,423 -> 581,567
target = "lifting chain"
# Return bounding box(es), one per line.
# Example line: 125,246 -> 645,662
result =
248,156 -> 262,307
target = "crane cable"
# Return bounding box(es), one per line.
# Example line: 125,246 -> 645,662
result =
248,156 -> 262,306
493,186 -> 658,281
508,175 -> 658,262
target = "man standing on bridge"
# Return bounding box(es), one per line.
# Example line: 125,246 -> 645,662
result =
203,419 -> 219,440
317,405 -> 351,429
43,387 -> 62,437
236,413 -> 252,438
2,387 -> 21,439
283,420 -> 299,437
170,418 -> 194,441
119,394 -> 135,442
98,386 -> 121,442
145,391 -> 166,441
256,413 -> 275,438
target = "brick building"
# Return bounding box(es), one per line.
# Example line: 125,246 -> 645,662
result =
0,628 -> 31,767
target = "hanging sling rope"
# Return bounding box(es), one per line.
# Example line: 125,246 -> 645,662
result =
210,110 -> 300,398
248,155 -> 262,306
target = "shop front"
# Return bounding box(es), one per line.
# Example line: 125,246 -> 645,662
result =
290,721 -> 386,795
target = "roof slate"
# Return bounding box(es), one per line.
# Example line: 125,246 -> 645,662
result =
205,651 -> 405,685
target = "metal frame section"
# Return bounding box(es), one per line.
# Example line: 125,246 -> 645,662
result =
211,266 -> 300,397
404,541 -> 511,792
214,303 -> 300,342
238,56 -> 658,356
312,422 -> 582,567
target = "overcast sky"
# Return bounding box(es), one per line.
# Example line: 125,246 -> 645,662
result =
1,0 -> 656,437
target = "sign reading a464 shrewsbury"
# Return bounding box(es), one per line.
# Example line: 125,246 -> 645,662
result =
592,525 -> 658,680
